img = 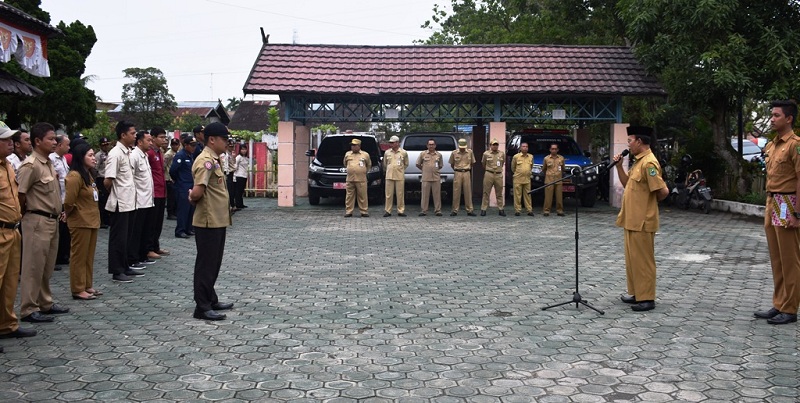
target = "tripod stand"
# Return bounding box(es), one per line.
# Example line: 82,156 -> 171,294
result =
531,168 -> 605,315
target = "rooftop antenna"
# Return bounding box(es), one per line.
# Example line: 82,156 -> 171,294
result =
293,29 -> 298,44
259,27 -> 269,44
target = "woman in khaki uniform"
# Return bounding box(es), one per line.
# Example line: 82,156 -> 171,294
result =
64,143 -> 101,300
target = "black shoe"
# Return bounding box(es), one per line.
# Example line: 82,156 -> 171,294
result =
383,212 -> 391,217
138,259 -> 156,265
361,213 -> 369,218
112,274 -> 133,283
450,212 -> 457,216
499,210 -> 506,216
631,301 -> 655,312
21,312 -> 54,323
212,302 -> 234,310
515,212 -> 520,216
193,309 -> 226,321
767,312 -> 797,325
467,212 -> 477,216
53,265 -> 63,271
128,264 -> 146,271
543,213 -> 550,217
186,231 -> 195,236
398,213 -> 407,217
480,210 -> 486,216
418,212 -> 427,216
527,212 -> 534,216
166,215 -> 177,220
176,232 -> 189,238
620,295 -> 637,304
435,212 -> 442,216
754,307 -> 780,319
100,224 -> 110,229
557,213 -> 565,217
240,205 -> 248,209
0,327 -> 37,338
124,270 -> 145,277
42,304 -> 70,315
344,213 -> 353,218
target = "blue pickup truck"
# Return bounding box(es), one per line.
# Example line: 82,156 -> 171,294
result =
506,129 -> 599,207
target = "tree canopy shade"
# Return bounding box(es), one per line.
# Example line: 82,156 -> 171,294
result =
121,67 -> 177,130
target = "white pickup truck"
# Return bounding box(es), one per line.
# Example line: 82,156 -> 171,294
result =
400,133 -> 459,199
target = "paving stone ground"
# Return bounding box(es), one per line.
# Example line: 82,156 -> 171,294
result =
0,195 -> 797,402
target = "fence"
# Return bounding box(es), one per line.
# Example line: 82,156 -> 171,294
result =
243,141 -> 277,198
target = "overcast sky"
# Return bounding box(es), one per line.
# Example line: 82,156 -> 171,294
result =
40,0 -> 442,103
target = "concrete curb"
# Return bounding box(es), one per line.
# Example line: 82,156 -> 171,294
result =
713,199 -> 765,217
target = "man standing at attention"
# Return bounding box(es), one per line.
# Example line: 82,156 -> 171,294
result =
480,138 -> 505,216
50,134 -> 70,269
94,137 -> 111,228
128,131 -> 155,270
614,126 -> 669,312
542,143 -> 566,216
511,142 -> 534,216
6,127 -> 31,173
170,135 -> 197,238
449,138 -> 476,216
343,138 -> 370,218
0,124 -> 37,343
383,135 -> 408,217
754,100 -> 800,325
104,121 -> 138,283
164,138 -> 179,220
145,127 -> 169,259
17,122 -> 69,322
417,139 -> 444,216
189,122 -> 233,321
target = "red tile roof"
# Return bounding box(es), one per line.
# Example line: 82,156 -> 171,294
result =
244,44 -> 665,97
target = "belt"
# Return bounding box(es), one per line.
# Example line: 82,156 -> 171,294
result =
0,220 -> 20,230
455,169 -> 471,172
27,210 -> 59,220
767,192 -> 794,197
485,170 -> 502,174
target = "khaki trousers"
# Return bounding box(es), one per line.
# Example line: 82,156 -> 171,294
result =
764,206 -> 800,314
481,171 -> 504,210
513,182 -> 532,213
452,171 -> 473,213
421,180 -> 441,214
384,179 -> 405,214
623,230 -> 657,301
0,228 -> 21,334
69,227 -> 97,294
345,181 -> 368,214
543,180 -> 563,213
20,213 -> 58,317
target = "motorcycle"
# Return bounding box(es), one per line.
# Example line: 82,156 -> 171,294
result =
676,168 -> 713,214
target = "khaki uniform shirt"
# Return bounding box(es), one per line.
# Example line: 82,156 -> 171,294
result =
615,148 -> 666,232
344,150 -> 370,182
764,131 -> 800,193
383,148 -> 408,181
482,150 -> 505,174
105,142 -> 136,212
163,148 -> 175,182
450,148 -> 475,170
511,153 -> 533,184
64,171 -> 100,229
192,147 -> 231,228
132,147 -> 154,209
17,150 -> 62,215
0,159 -> 21,223
95,150 -> 107,177
543,154 -> 566,180
416,151 -> 443,182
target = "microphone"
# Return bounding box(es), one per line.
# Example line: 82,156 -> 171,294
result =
606,149 -> 630,169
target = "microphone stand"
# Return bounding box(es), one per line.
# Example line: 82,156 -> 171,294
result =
531,167 -> 605,315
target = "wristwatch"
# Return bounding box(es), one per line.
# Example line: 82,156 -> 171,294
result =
793,212 -> 800,219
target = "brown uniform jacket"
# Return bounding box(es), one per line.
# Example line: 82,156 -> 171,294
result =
17,150 -> 62,215
764,131 -> 800,193
511,153 -> 533,184
344,150 -> 371,182
615,148 -> 666,232
543,154 -> 565,180
449,149 -> 475,170
192,147 -> 231,228
64,171 -> 100,229
482,150 -> 505,174
383,148 -> 408,181
0,159 -> 21,223
416,151 -> 443,182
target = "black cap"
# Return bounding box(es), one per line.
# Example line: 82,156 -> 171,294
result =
99,136 -> 110,144
170,138 -> 180,145
204,122 -> 229,139
182,135 -> 197,145
192,125 -> 204,134
627,126 -> 653,137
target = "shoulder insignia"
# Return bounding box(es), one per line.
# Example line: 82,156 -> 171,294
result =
796,146 -> 800,155
204,161 -> 213,170
648,166 -> 657,176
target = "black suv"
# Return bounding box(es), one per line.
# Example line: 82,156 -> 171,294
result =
306,134 -> 383,205
506,129 -> 599,207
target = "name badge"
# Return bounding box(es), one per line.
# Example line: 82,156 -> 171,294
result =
780,202 -> 788,220
496,161 -> 501,167
359,160 -> 364,167
93,189 -> 99,201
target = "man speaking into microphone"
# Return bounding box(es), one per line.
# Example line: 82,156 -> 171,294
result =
613,126 -> 669,312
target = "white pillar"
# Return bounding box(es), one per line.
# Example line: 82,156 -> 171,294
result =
277,121 -> 296,207
610,123 -> 629,208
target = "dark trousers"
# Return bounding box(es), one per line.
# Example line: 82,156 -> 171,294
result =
128,207 -> 154,265
234,176 -> 247,208
226,174 -> 235,208
166,181 -> 176,217
175,186 -> 194,236
97,177 -> 110,226
146,198 -> 166,252
56,220 -> 70,264
108,209 -> 132,275
193,226 -> 226,312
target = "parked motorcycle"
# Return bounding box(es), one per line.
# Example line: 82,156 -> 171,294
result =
665,155 -> 713,213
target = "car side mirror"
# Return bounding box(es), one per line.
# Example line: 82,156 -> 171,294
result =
584,151 -> 591,158
305,149 -> 315,157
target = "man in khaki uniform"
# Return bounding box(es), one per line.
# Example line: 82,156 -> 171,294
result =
383,135 -> 408,217
343,138 -> 371,217
189,122 -> 234,321
0,123 -> 36,344
614,126 -> 669,312
542,143 -> 566,216
480,138 -> 505,216
17,122 -> 70,323
449,138 -> 476,216
755,100 -> 800,325
417,139 -> 444,216
511,143 -> 534,216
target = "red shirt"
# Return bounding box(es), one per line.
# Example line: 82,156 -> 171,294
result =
147,147 -> 166,198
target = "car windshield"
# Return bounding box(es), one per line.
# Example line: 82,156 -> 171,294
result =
731,140 -> 762,154
404,135 -> 457,151
521,136 -> 582,155
316,136 -> 380,166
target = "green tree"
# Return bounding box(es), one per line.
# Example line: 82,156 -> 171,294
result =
267,107 -> 279,132
171,112 -> 206,133
82,110 -> 114,147
226,97 -> 242,111
619,0 -> 800,194
121,67 -> 176,129
0,0 -> 97,132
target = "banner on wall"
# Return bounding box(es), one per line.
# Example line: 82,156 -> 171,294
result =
0,21 -> 50,77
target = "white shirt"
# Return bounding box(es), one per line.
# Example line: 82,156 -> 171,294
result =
49,152 -> 68,203
131,146 -> 154,209
105,142 -> 136,212
6,153 -> 22,175
234,155 -> 249,178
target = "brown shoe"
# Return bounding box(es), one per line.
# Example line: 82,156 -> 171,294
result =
147,251 -> 161,260
156,249 -> 170,256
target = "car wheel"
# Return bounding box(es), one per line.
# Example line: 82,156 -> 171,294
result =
308,192 -> 320,205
